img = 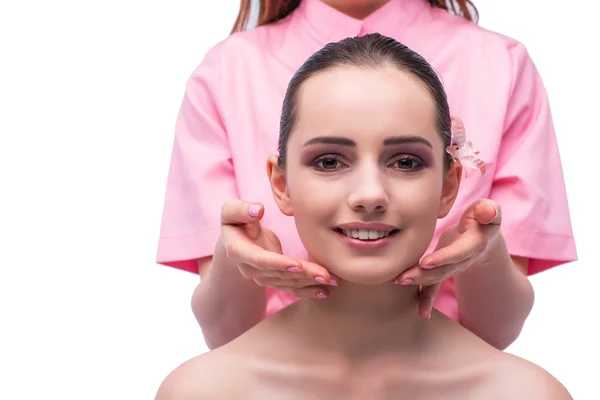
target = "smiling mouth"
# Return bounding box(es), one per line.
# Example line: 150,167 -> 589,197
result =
334,228 -> 399,241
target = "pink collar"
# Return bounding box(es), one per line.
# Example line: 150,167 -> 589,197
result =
298,0 -> 430,43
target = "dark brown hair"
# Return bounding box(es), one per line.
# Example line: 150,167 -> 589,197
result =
231,0 -> 478,34
277,33 -> 452,169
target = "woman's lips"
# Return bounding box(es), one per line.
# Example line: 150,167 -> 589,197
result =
333,228 -> 398,250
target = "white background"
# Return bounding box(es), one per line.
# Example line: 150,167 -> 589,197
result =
0,0 -> 597,399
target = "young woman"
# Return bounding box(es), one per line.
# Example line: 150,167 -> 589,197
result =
157,0 -> 577,350
156,34 -> 572,400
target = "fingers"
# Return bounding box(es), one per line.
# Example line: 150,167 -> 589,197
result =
422,231 -> 483,268
223,225 -> 338,283
220,200 -> 339,297
392,268 -> 442,321
254,275 -> 319,288
474,200 -> 501,225
273,284 -> 331,300
459,199 -> 501,229
223,225 -> 302,271
423,200 -> 501,269
293,286 -> 331,299
395,262 -> 468,286
221,200 -> 264,240
256,271 -> 339,300
221,200 -> 264,225
298,260 -> 338,285
246,263 -> 340,286
418,283 -> 441,321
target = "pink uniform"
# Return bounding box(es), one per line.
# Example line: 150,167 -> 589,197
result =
157,0 -> 577,320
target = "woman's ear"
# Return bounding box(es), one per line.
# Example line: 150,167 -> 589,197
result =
266,155 -> 293,216
438,161 -> 462,218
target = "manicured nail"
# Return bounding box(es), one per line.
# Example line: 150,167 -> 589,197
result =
248,204 -> 260,217
421,264 -> 435,270
287,267 -> 301,273
329,279 -> 339,287
402,279 -> 414,285
314,276 -> 326,284
316,291 -> 328,299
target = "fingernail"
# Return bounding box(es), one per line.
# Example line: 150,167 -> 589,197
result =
316,291 -> 328,299
421,264 -> 435,270
287,267 -> 301,273
392,280 -> 400,285
248,204 -> 260,217
402,279 -> 414,285
314,276 -> 326,284
493,206 -> 499,219
329,279 -> 339,287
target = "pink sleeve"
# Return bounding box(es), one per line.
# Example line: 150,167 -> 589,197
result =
156,44 -> 238,274
489,42 -> 577,275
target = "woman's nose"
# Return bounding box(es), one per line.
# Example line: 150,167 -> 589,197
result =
346,165 -> 388,213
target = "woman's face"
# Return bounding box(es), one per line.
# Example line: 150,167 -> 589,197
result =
268,66 -> 460,284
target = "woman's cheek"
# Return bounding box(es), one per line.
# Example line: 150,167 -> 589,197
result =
392,180 -> 440,217
290,171 -> 343,202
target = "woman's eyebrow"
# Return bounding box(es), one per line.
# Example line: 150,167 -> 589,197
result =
303,137 -> 355,147
303,136 -> 433,148
383,136 -> 432,148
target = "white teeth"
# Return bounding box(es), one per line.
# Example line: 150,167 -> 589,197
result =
341,229 -> 392,241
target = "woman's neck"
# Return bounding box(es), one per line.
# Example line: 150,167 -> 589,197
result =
289,282 -> 427,361
319,0 -> 391,20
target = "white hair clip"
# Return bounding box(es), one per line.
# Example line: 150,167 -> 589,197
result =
446,117 -> 486,177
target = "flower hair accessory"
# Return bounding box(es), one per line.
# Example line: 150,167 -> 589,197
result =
446,117 -> 486,176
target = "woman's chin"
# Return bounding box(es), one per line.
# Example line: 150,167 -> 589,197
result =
332,269 -> 404,286
312,256 -> 414,285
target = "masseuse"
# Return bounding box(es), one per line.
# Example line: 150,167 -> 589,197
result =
156,0 -> 577,350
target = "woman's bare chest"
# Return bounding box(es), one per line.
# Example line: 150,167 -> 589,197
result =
238,359 -> 488,400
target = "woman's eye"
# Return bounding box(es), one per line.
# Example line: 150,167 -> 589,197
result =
392,156 -> 423,171
312,155 -> 346,171
319,158 -> 339,169
397,158 -> 416,169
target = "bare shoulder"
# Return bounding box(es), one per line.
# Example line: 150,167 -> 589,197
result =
481,352 -> 572,400
155,349 -> 244,400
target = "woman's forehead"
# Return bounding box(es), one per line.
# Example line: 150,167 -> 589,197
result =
292,66 -> 440,148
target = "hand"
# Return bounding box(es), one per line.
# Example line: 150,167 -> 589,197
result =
393,199 -> 502,320
219,200 -> 339,299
